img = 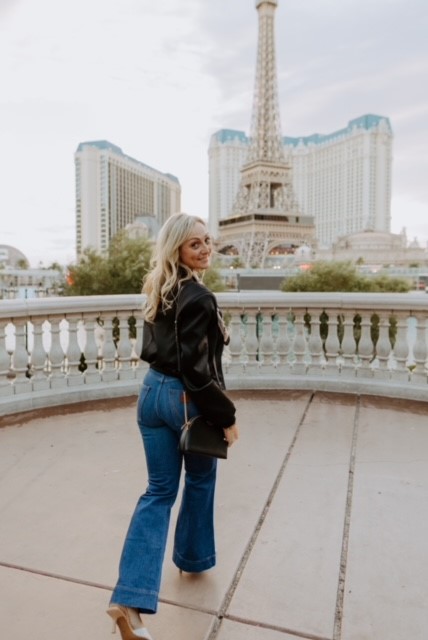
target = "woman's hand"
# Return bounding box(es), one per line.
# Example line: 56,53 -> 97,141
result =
223,424 -> 239,447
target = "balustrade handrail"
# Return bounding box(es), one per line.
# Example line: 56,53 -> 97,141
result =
1,291 -> 428,317
0,292 -> 427,417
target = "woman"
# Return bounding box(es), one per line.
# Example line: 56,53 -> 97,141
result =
107,213 -> 239,640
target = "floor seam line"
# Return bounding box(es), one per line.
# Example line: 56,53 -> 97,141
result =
0,561 -> 112,591
207,392 -> 316,639
225,612 -> 332,640
333,395 -> 360,640
0,561 -> 221,617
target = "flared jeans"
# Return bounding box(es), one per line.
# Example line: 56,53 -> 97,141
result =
110,368 -> 218,614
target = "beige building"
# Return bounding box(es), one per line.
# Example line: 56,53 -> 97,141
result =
75,141 -> 181,256
317,229 -> 428,267
209,114 -> 393,248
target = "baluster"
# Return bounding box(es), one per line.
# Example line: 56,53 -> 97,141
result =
340,311 -> 357,378
391,313 -> 410,382
128,316 -> 138,367
100,317 -> 118,383
66,316 -> 84,386
373,314 -> 392,380
324,310 -> 341,377
30,318 -> 49,391
291,310 -> 307,375
411,314 -> 427,384
275,310 -> 292,373
48,317 -> 66,388
83,315 -> 102,385
134,316 -> 147,381
259,310 -> 275,372
356,312 -> 374,378
12,319 -> 31,393
0,320 -> 13,396
244,311 -> 259,373
225,310 -> 244,374
307,310 -> 324,376
117,313 -> 134,380
94,316 -> 105,372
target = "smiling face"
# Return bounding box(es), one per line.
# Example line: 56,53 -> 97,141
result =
179,221 -> 212,271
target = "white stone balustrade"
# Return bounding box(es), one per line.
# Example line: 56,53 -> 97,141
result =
0,292 -> 427,415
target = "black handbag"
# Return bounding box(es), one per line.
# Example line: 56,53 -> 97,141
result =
175,288 -> 228,459
179,392 -> 228,459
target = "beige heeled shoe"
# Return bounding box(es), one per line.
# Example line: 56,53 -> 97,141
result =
106,605 -> 153,640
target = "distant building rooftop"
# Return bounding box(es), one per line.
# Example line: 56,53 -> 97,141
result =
211,114 -> 392,149
0,244 -> 29,268
75,140 -> 180,183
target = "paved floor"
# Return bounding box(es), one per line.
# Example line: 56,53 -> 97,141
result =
1,390 -> 428,640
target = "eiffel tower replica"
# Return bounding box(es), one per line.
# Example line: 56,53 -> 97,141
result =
217,0 -> 315,268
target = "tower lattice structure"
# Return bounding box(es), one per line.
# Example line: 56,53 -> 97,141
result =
217,0 -> 315,267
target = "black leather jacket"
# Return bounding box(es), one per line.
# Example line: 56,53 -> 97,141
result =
141,279 -> 236,429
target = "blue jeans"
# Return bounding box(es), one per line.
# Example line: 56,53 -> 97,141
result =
110,368 -> 218,614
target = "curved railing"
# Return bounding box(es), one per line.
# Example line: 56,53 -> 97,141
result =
1,292 -> 427,416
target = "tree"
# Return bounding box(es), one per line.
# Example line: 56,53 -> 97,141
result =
106,231 -> 153,294
281,261 -> 411,293
63,231 -> 225,295
63,232 -> 152,295
369,274 -> 411,293
46,261 -> 64,272
202,266 -> 225,292
230,257 -> 245,269
63,249 -> 111,295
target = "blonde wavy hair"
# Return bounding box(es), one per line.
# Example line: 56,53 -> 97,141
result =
143,212 -> 207,322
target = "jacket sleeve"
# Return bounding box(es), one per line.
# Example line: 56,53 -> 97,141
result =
177,293 -> 236,429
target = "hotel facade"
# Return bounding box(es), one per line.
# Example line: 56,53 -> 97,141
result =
209,114 -> 393,248
75,141 -> 181,256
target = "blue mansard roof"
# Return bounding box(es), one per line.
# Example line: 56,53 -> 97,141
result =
284,114 -> 392,147
212,129 -> 249,144
212,114 -> 392,149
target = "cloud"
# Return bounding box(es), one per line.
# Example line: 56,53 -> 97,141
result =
0,0 -> 21,16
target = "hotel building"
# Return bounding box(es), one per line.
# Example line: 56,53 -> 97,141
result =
209,114 -> 393,248
75,141 -> 181,256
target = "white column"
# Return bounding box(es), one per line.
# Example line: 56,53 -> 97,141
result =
291,310 -> 307,375
324,310 -> 340,377
48,317 -> 66,389
340,311 -> 357,378
259,310 -> 275,371
226,310 -> 244,374
100,317 -> 118,383
356,312 -> 374,378
66,317 -> 84,386
12,319 -> 31,394
307,310 -> 324,375
0,320 -> 13,396
83,315 -> 102,385
391,313 -> 410,382
243,312 -> 260,372
117,313 -> 134,380
30,318 -> 49,391
411,314 -> 427,384
275,310 -> 292,373
373,314 -> 392,380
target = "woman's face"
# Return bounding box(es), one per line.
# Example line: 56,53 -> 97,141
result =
179,222 -> 212,271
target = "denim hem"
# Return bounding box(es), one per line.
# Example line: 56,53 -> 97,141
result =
172,551 -> 216,573
110,585 -> 159,615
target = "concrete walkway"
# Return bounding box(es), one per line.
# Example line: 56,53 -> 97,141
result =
1,390 -> 427,640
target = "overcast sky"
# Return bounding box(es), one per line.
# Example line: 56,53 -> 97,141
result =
1,0 -> 427,267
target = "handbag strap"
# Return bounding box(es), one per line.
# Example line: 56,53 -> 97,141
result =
182,390 -> 189,424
